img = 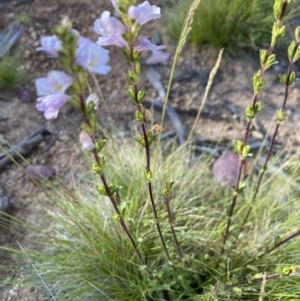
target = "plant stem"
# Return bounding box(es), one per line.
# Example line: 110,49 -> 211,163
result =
220,2 -> 288,255
164,193 -> 183,258
78,91 -> 149,272
269,230 -> 300,253
230,271 -> 300,288
243,230 -> 300,268
129,34 -> 173,262
236,32 -> 300,240
132,69 -> 172,263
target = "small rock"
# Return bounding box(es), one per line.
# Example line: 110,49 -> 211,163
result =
17,86 -> 33,103
26,165 -> 55,181
212,151 -> 240,187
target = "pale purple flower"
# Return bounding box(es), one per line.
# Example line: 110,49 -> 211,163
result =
35,71 -> 73,96
36,94 -> 70,119
76,37 -> 111,75
94,11 -> 128,48
79,131 -> 95,151
35,71 -> 73,119
136,36 -> 166,52
145,51 -> 172,65
36,35 -> 62,58
128,1 -> 161,26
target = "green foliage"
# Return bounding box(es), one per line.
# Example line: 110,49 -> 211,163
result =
15,12 -> 31,25
3,144 -> 300,300
0,54 -> 22,92
165,0 -> 300,51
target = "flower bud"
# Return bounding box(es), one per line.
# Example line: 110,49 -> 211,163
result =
86,93 -> 100,110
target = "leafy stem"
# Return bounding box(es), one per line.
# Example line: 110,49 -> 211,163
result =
163,180 -> 183,258
236,28 -> 300,240
221,0 -> 291,256
128,29 -> 173,263
78,91 -> 149,272
131,60 -> 172,263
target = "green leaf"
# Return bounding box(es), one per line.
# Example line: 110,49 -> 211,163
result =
95,139 -> 106,153
259,49 -> 268,66
246,265 -> 259,272
288,38 -> 300,63
293,47 -> 300,63
132,48 -> 141,62
97,184 -> 122,196
75,69 -> 88,91
109,185 -> 122,195
92,163 -> 103,175
273,0 -> 283,20
281,72 -> 297,86
89,113 -> 96,133
233,139 -> 243,156
265,54 -> 277,69
277,108 -> 286,122
112,214 -> 121,223
237,181 -> 246,194
122,47 -> 131,62
251,71 -> 265,93
135,61 -> 141,77
119,202 -> 127,216
252,273 -> 263,280
97,184 -> 108,196
137,90 -> 146,103
271,23 -> 285,46
135,110 -> 144,123
254,102 -> 263,114
128,70 -> 137,84
295,26 -> 300,41
85,101 -> 95,116
242,145 -> 252,159
273,0 -> 294,20
127,85 -> 136,103
245,102 -> 263,121
163,179 -> 175,196
279,73 -> 287,85
135,135 -> 145,147
245,105 -> 254,121
289,71 -> 296,86
81,123 -> 93,136
147,132 -> 155,146
69,94 -> 81,111
288,40 -> 297,61
144,169 -> 153,182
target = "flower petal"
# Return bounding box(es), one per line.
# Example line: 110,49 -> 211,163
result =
79,131 -> 95,151
36,94 -> 69,119
145,51 -> 172,65
36,36 -> 62,58
76,39 -> 111,75
128,1 -> 161,26
136,36 -> 166,52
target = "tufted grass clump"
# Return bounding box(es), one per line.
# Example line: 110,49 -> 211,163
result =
165,0 -> 300,51
0,54 -> 22,92
2,142 -> 300,301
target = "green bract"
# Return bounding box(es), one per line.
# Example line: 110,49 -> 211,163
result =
251,72 -> 265,93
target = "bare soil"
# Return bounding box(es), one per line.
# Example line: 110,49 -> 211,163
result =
1,0 -> 300,300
